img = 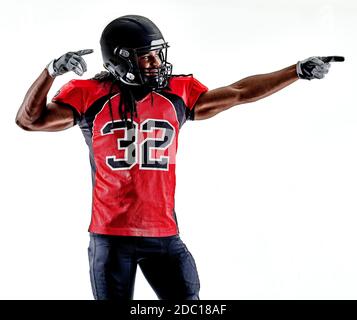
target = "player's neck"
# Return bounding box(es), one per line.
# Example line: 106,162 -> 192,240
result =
130,85 -> 153,101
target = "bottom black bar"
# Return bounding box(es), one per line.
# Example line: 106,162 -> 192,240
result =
1,300 -> 357,319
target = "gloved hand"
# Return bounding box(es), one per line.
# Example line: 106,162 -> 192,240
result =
46,49 -> 94,77
296,56 -> 344,80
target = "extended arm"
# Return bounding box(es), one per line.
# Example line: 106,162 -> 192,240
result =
194,56 -> 344,120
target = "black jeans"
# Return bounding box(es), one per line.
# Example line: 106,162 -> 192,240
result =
88,233 -> 200,300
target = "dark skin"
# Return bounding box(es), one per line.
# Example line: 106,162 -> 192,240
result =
15,52 -> 298,131
15,69 -> 73,131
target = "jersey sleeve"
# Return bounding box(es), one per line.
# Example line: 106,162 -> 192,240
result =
168,75 -> 208,121
51,80 -> 85,124
187,77 -> 208,109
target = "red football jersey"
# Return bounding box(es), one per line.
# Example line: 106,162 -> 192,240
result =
52,75 -> 208,237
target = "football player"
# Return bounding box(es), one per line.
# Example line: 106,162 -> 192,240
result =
15,15 -> 344,300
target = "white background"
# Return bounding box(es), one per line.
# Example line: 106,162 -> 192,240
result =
0,0 -> 356,299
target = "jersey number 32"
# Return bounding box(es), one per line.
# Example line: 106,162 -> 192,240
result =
101,119 -> 175,171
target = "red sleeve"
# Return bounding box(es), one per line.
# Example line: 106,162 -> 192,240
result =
52,80 -> 85,115
187,76 -> 208,110
168,75 -> 208,110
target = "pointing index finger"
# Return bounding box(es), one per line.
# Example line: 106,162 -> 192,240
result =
320,56 -> 345,63
75,49 -> 94,56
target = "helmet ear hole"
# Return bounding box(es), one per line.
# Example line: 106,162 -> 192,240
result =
104,56 -> 132,80
114,56 -> 130,75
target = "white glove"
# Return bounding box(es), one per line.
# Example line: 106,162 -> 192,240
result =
296,56 -> 344,80
47,49 -> 94,77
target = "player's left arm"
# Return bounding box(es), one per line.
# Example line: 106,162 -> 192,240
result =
194,56 -> 344,120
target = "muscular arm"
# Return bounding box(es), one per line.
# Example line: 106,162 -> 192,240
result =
15,69 -> 75,131
194,64 -> 298,120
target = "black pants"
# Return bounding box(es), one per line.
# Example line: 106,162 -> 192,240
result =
88,233 -> 200,300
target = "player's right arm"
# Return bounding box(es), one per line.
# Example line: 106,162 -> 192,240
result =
15,69 -> 74,131
15,49 -> 93,132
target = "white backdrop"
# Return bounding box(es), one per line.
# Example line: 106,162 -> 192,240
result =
1,0 -> 356,299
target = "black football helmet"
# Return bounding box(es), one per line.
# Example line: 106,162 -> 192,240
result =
100,15 -> 172,89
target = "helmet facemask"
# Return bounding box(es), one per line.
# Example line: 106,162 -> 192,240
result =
106,40 -> 172,90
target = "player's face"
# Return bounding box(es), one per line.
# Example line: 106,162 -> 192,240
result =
137,50 -> 162,75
